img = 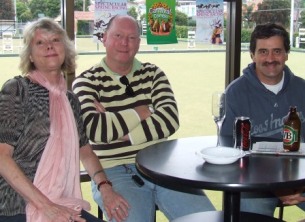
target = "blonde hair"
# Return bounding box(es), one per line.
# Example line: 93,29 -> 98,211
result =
19,17 -> 76,74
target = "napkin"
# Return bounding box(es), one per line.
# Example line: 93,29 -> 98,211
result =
252,142 -> 305,156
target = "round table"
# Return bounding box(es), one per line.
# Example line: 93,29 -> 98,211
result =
135,136 -> 305,222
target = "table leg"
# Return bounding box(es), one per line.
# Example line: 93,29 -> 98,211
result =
223,191 -> 240,222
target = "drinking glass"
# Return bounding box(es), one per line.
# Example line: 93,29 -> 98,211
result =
212,92 -> 226,147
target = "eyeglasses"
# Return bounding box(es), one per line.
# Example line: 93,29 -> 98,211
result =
120,76 -> 135,97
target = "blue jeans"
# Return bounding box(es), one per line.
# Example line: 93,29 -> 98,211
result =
296,196 -> 305,211
92,164 -> 215,222
240,192 -> 278,216
241,192 -> 305,217
0,210 -> 101,222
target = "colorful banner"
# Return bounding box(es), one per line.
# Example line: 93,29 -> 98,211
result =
195,0 -> 224,44
146,0 -> 177,44
93,0 -> 127,42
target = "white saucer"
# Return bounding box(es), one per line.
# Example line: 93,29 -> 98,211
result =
197,146 -> 245,165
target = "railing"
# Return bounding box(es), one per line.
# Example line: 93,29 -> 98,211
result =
299,28 -> 305,43
0,20 -> 16,37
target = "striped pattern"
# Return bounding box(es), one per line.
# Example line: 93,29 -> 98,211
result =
73,58 -> 179,168
0,76 -> 88,216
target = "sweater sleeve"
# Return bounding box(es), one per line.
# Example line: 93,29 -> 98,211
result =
129,69 -> 179,145
72,73 -> 141,144
0,77 -> 25,147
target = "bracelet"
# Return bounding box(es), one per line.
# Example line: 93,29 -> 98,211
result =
97,180 -> 112,191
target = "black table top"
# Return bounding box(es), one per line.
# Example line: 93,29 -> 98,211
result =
136,136 -> 305,192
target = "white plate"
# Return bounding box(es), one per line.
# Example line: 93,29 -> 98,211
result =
197,146 -> 245,165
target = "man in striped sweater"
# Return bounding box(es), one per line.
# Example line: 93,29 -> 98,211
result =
73,15 -> 215,222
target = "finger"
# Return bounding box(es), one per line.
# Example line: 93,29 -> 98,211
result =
299,196 -> 305,201
121,200 -> 130,209
64,208 -> 81,219
118,202 -> 129,216
45,205 -> 77,221
93,100 -> 105,112
283,199 -> 299,205
111,208 -> 121,222
93,100 -> 102,111
113,208 -> 127,222
289,194 -> 302,200
73,215 -> 86,222
296,196 -> 305,202
117,204 -> 128,218
56,206 -> 82,222
109,204 -> 127,222
68,215 -> 74,222
104,208 -> 113,221
70,211 -> 84,221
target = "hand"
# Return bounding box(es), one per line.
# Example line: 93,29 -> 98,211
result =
100,186 -> 130,222
119,134 -> 130,142
276,188 -> 305,205
94,99 -> 106,113
134,105 -> 152,121
42,203 -> 85,222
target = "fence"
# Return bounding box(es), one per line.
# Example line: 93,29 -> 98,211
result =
0,20 -> 16,37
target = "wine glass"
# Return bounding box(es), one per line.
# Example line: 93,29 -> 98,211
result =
212,92 -> 226,147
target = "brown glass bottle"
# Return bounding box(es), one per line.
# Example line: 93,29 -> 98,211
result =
283,106 -> 301,151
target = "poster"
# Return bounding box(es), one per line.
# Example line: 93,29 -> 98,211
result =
146,0 -> 178,44
195,0 -> 224,44
93,0 -> 127,42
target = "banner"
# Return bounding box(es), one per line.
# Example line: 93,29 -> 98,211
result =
195,0 -> 224,44
93,0 -> 127,42
146,0 -> 177,44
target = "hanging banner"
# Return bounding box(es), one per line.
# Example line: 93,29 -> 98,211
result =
146,0 -> 178,44
195,0 -> 224,44
93,0 -> 127,42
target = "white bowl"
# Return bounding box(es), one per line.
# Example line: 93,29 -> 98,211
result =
197,146 -> 245,165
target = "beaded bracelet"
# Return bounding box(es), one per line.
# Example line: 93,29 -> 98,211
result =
97,180 -> 112,191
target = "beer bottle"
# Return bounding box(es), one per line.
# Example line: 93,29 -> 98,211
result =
283,106 -> 301,151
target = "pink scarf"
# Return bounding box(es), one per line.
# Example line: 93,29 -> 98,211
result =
26,71 -> 90,221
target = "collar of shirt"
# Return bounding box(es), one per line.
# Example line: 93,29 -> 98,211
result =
101,57 -> 142,79
261,71 -> 285,94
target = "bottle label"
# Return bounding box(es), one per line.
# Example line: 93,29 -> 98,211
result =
283,125 -> 299,145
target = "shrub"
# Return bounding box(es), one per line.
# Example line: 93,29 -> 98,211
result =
77,20 -> 90,35
241,29 -> 252,43
176,25 -> 188,38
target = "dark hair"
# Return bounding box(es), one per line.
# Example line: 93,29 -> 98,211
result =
250,23 -> 290,54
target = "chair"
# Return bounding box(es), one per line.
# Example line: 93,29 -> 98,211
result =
80,170 -> 104,221
277,200 -> 285,221
80,170 -> 158,222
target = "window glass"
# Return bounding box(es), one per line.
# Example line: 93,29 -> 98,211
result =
0,0 -> 305,140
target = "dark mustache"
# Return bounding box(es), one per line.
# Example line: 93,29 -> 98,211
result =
263,61 -> 280,66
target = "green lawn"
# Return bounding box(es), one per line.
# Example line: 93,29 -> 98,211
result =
1,43 -> 305,221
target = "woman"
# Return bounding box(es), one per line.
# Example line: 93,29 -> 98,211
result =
0,18 -> 128,222
211,24 -> 223,44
